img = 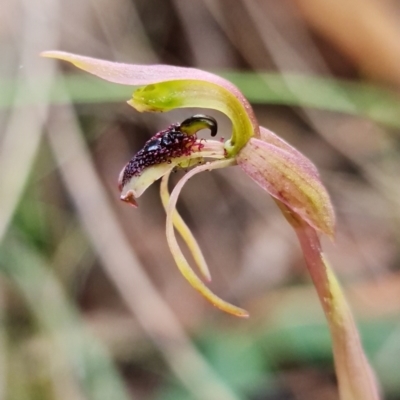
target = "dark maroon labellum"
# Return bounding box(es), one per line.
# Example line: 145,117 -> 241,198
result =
119,115 -> 218,191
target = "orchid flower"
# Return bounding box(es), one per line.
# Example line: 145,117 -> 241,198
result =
42,51 -> 380,400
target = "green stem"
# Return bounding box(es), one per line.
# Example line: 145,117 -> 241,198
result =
276,200 -> 380,399
295,223 -> 380,400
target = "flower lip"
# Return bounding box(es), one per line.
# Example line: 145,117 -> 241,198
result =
118,123 -> 198,191
118,114 -> 220,193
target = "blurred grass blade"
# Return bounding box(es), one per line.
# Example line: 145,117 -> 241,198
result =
0,236 -> 131,400
2,72 -> 400,128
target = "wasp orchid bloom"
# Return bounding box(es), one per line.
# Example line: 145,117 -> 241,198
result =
42,51 -> 380,400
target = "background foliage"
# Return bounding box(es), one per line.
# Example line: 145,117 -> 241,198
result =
1,0 -> 400,399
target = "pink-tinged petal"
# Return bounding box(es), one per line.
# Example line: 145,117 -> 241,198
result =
41,51 -> 258,154
166,159 -> 248,317
160,171 -> 211,282
236,134 -> 335,237
42,51 -> 239,90
259,127 -> 320,177
279,204 -> 380,400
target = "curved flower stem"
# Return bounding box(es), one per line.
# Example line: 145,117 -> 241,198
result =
277,201 -> 380,400
160,170 -> 211,281
166,159 -> 249,317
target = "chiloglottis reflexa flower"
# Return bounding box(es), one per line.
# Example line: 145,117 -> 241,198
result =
37,52 -> 337,315
42,51 -> 380,400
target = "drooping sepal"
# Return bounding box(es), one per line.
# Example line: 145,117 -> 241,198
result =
165,159 -> 249,317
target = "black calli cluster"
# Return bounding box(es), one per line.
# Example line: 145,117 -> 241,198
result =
119,115 -> 217,189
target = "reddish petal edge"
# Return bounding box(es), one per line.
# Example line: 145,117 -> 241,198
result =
120,190 -> 138,207
237,134 -> 335,237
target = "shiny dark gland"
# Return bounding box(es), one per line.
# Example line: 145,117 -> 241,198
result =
160,132 -> 176,146
179,114 -> 218,137
144,138 -> 163,152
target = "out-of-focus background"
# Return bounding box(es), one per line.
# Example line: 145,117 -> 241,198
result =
1,0 -> 400,399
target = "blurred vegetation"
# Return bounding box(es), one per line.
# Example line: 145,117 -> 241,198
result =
1,0 -> 400,399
